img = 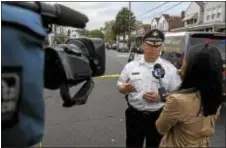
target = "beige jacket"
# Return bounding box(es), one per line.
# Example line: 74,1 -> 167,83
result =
156,91 -> 221,147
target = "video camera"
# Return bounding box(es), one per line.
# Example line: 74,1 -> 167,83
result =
2,1 -> 105,107
2,2 -> 105,147
45,37 -> 106,107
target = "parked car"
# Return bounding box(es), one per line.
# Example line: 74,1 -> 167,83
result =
112,43 -> 117,50
106,41 -> 116,50
117,41 -> 129,52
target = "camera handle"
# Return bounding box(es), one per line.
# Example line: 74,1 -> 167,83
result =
59,79 -> 94,107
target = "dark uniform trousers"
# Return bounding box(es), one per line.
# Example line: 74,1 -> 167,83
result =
125,106 -> 163,148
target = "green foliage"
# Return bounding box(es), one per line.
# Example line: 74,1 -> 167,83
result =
88,29 -> 105,39
113,7 -> 136,36
103,20 -> 116,42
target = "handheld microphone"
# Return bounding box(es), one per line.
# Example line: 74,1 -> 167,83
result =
152,63 -> 167,102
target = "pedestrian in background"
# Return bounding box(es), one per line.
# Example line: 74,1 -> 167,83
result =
117,29 -> 181,148
156,44 -> 224,147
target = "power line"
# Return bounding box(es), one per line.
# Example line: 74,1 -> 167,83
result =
137,2 -> 169,18
140,2 -> 183,20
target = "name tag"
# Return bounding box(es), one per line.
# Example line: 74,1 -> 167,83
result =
2,67 -> 22,129
132,72 -> 140,75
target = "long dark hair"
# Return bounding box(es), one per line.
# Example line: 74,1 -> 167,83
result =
180,44 -> 223,117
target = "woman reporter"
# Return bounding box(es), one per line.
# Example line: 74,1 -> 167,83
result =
155,44 -> 224,147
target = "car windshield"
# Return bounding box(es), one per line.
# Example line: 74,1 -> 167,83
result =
161,35 -> 185,67
162,35 -> 185,53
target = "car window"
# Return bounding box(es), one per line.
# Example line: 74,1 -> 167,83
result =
162,36 -> 185,53
161,35 -> 185,68
189,37 -> 226,61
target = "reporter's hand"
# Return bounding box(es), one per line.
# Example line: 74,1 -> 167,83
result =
119,78 -> 136,94
143,91 -> 160,102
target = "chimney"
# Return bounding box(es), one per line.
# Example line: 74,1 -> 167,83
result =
181,11 -> 185,19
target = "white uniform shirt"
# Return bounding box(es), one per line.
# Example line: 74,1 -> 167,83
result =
117,57 -> 182,112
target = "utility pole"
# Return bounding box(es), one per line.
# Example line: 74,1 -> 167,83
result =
128,1 -> 132,51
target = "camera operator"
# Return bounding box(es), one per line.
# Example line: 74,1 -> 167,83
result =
2,2 -> 105,147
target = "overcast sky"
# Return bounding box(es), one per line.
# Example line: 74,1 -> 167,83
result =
49,2 -> 190,30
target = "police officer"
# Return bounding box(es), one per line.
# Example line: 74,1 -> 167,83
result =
117,29 -> 181,148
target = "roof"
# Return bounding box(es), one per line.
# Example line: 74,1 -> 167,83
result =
142,24 -> 151,27
185,2 -> 205,13
171,22 -> 226,31
182,13 -> 198,21
150,17 -> 160,25
165,31 -> 225,36
155,17 -> 160,22
168,17 -> 184,30
162,14 -> 170,20
136,24 -> 151,29
196,1 -> 205,9
158,14 -> 184,30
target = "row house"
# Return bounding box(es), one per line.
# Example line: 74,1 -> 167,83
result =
52,25 -> 78,37
150,14 -> 184,32
47,25 -> 79,46
151,17 -> 160,29
131,24 -> 151,47
172,2 -> 225,32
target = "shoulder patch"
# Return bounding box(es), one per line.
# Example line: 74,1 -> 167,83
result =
2,66 -> 22,129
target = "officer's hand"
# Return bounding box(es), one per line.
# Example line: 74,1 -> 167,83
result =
119,79 -> 136,94
143,92 -> 160,102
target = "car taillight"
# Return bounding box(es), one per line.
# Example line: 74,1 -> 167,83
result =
222,64 -> 226,77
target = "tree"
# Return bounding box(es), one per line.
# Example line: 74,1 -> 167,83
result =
87,29 -> 105,39
103,20 -> 116,42
113,7 -> 136,42
134,21 -> 142,30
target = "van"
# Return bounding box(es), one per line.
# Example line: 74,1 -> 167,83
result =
128,32 -> 226,96
117,40 -> 129,52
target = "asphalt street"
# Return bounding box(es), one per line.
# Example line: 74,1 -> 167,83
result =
40,49 -> 225,147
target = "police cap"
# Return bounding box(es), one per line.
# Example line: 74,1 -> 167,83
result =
143,29 -> 165,46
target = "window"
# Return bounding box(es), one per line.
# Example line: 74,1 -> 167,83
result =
194,19 -> 197,23
161,36 -> 185,68
160,23 -> 163,30
212,13 -> 215,19
207,10 -> 212,21
162,23 -> 164,29
217,6 -> 222,18
212,8 -> 217,20
187,19 -> 193,25
217,13 -> 221,18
